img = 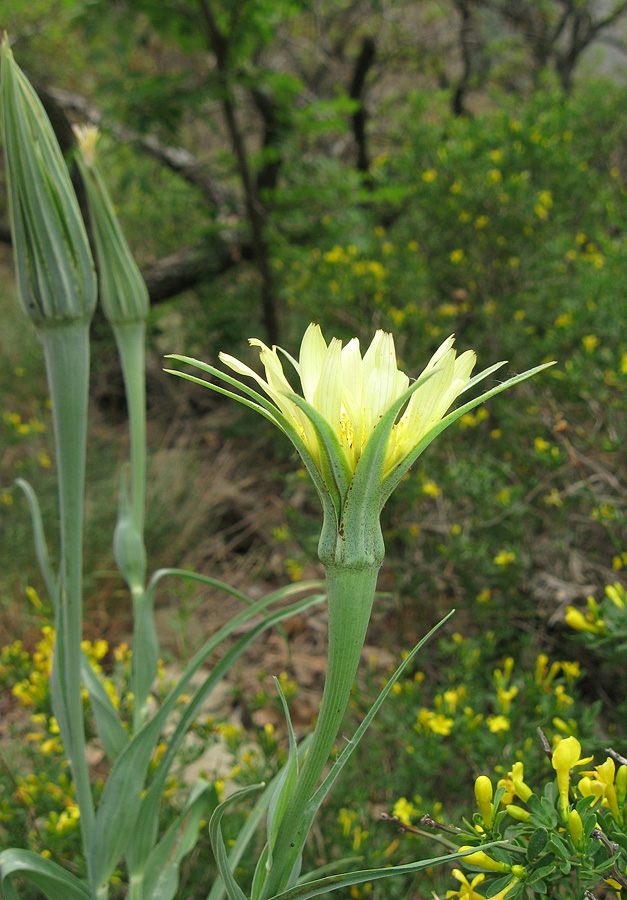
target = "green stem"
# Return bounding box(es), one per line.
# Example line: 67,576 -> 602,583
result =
113,321 -> 146,535
41,322 -> 94,854
261,563 -> 379,899
128,873 -> 143,900
112,321 -> 155,733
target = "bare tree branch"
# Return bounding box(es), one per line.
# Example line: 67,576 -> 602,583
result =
349,35 -> 376,175
49,87 -> 232,210
197,0 -> 279,343
141,241 -> 252,305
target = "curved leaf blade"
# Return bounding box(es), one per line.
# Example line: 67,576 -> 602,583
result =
267,843 -> 507,900
209,784 -> 264,900
0,849 -> 91,900
142,780 -> 218,900
15,478 -> 57,606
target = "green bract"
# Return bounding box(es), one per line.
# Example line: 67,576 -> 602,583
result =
74,125 -> 149,325
167,329 -> 554,568
1,40 -> 96,327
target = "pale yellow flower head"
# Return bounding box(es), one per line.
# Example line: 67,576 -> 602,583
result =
220,324 -> 476,477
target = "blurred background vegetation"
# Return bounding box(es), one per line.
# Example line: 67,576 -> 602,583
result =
1,1 -> 627,896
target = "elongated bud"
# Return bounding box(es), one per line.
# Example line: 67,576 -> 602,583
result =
506,804 -> 530,823
459,846 -> 511,873
568,809 -> 583,849
474,775 -> 493,828
74,125 -> 149,324
617,765 -> 627,808
1,40 -> 96,327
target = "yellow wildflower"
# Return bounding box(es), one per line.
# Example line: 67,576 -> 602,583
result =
392,797 -> 416,825
487,715 -> 510,734
493,550 -> 515,567
218,325 -> 476,477
551,736 -> 593,820
446,870 -> 485,900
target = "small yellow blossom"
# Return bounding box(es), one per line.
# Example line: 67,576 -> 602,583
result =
422,479 -> 441,498
500,762 -> 531,809
552,736 -> 593,819
446,870 -> 485,900
493,550 -> 515,567
582,335 -> 599,353
392,797 -> 416,825
487,715 -> 510,734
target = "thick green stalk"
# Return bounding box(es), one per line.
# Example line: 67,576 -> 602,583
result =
41,322 -> 94,853
113,321 -> 146,535
112,321 -> 155,733
261,562 -> 379,899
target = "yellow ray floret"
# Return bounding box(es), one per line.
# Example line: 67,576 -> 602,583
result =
219,324 -> 476,477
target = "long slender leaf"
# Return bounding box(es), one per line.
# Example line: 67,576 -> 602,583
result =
0,849 -> 91,900
142,780 -> 218,900
15,478 -> 57,606
307,611 -> 454,820
251,679 -> 300,900
267,843 -> 507,900
124,592 -> 325,884
285,394 -> 353,521
380,362 -> 556,506
207,736 -> 314,900
80,651 -> 129,761
209,785 -> 264,900
164,363 -> 336,524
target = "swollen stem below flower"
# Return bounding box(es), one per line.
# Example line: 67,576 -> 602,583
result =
260,563 -> 380,899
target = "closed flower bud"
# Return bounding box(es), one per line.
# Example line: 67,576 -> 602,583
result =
474,775 -> 493,828
506,804 -> 530,823
1,40 -> 96,327
568,809 -> 583,849
74,126 -> 149,324
459,846 -> 511,873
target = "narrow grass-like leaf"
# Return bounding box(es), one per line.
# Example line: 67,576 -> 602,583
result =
80,652 -> 129,761
164,365 -> 335,522
380,362 -> 556,506
124,591 -> 325,882
207,736 -> 314,900
0,849 -> 91,900
259,678 -> 299,892
209,785 -> 265,900
14,478 -> 57,606
141,780 -> 217,900
295,612 -> 454,863
266,843 -> 506,900
295,858 -> 362,884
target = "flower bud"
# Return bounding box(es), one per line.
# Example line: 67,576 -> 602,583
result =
74,126 -> 149,324
1,40 -> 96,327
568,809 -> 583,849
459,846 -> 511,873
506,804 -> 530,823
474,775 -> 493,828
